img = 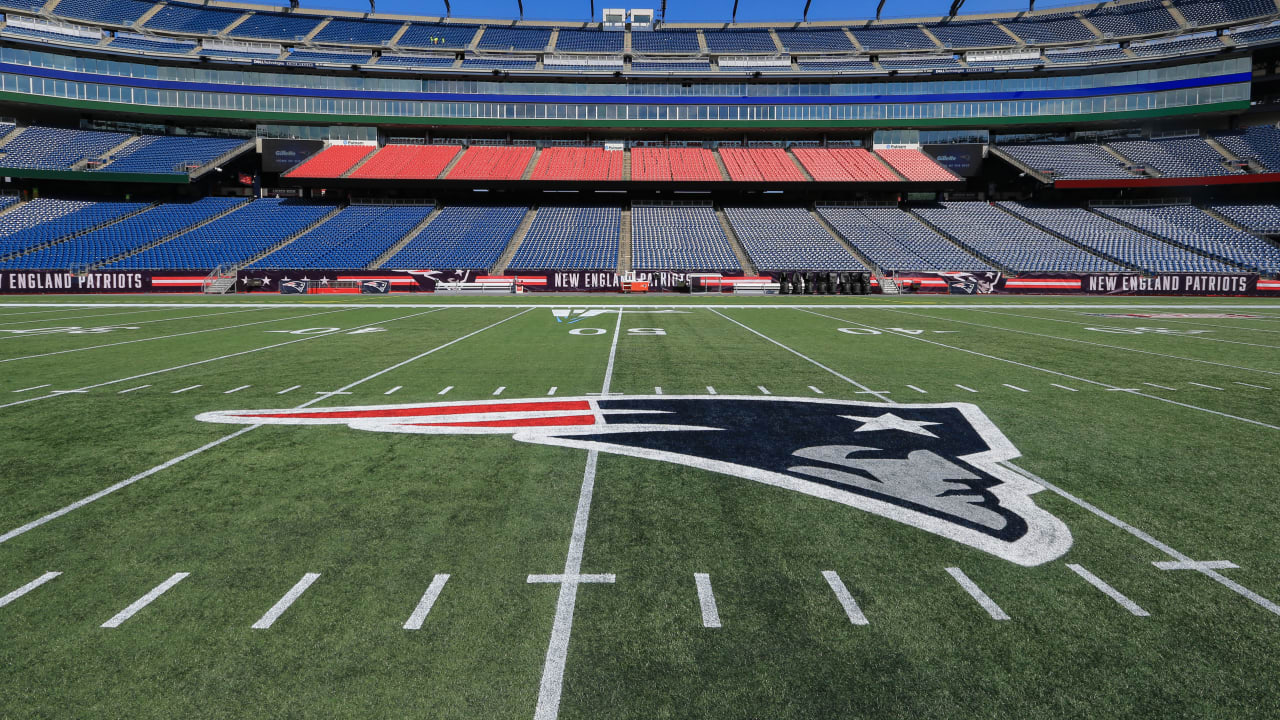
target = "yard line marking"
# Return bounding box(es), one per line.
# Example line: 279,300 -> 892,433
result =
654,386 -> 663,395
12,384 -> 50,393
809,386 -> 824,394
906,385 -> 927,394
529,574 -> 615,584
1188,382 -> 1224,391
438,386 -> 453,395
101,572 -> 190,628
1143,383 -> 1176,391
1234,382 -> 1271,390
117,385 -> 150,394
277,385 -> 301,395
547,386 -> 558,396
800,310 -> 1280,432
403,574 -> 450,630
706,386 -> 717,395
887,309 -> 1280,377
1153,559 -> 1239,571
0,306 -> 198,328
223,385 -> 251,394
757,385 -> 771,395
0,307 -> 264,341
1051,384 -> 1078,392
384,386 -> 401,395
956,384 -> 978,393
1003,384 -> 1028,392
252,573 -> 320,629
1006,462 -> 1280,617
822,570 -> 868,626
170,385 -> 201,394
1066,564 -> 1148,617
0,309 -> 526,545
694,573 -> 722,628
0,308 -> 349,365
0,572 -> 60,608
532,308 -> 622,720
975,307 -> 1280,350
709,309 -> 893,403
945,567 -> 1009,620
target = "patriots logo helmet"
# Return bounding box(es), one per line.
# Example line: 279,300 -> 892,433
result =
197,396 -> 1072,566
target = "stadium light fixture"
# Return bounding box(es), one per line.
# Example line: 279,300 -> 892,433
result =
732,0 -> 739,22
876,0 -> 886,20
660,0 -> 666,20
591,0 -> 595,16
518,0 -> 524,19
948,0 -> 965,17
442,0 -> 451,16
803,0 -> 812,21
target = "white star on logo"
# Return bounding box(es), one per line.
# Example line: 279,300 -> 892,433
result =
840,412 -> 941,437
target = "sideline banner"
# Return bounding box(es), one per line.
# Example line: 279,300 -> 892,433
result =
0,270 -> 151,293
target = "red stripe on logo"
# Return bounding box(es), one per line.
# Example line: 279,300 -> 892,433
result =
411,414 -> 598,428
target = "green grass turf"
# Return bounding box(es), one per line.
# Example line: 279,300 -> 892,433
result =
0,297 -> 1278,719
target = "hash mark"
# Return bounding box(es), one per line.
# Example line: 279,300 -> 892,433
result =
171,385 -> 201,394
0,571 -> 60,608
757,385 -> 771,395
117,385 -> 150,394
654,387 -> 663,395
1066,564 -> 1148,617
438,386 -> 453,395
1002,384 -> 1028,392
955,384 -> 978,393
101,572 -> 190,628
694,573 -> 721,628
906,385 -> 927,394
493,386 -> 506,396
809,386 -> 824,395
706,386 -> 717,395
277,385 -> 301,395
547,387 -> 558,396
1234,382 -> 1271,390
946,567 -> 1009,620
1189,382 -> 1223,391
223,385 -> 251,394
384,386 -> 401,395
822,570 -> 868,626
1143,383 -> 1176,391
252,573 -> 320,630
1051,384 -> 1078,392
403,574 -> 450,630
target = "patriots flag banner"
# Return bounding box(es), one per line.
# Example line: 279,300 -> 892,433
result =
198,396 -> 1072,566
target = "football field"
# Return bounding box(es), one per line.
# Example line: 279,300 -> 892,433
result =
0,295 -> 1277,719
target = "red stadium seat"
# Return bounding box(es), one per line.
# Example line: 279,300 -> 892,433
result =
446,145 -> 537,180
285,145 -> 375,178
876,149 -> 958,181
792,147 -> 900,182
718,148 -> 807,182
530,147 -> 624,181
349,144 -> 461,180
631,148 -> 723,181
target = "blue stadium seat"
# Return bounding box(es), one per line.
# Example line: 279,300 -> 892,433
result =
0,200 -> 147,260
384,205 -> 526,269
725,207 -> 866,271
631,206 -> 740,271
144,3 -> 246,34
252,205 -> 435,269
819,206 -> 991,271
1109,137 -> 1238,177
631,30 -> 699,53
313,19 -> 404,45
912,202 -> 1124,272
555,29 -> 623,52
999,143 -> 1135,180
398,23 -> 478,48
228,13 -> 323,41
476,27 -> 551,51
1095,204 -> 1280,273
99,136 -> 246,175
53,0 -> 152,25
0,126 -> 131,170
509,206 -> 619,270
702,30 -> 776,53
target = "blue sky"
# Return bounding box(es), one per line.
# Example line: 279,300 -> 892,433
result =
300,0 -> 1066,23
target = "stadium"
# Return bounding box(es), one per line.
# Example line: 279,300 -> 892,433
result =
0,0 -> 1278,717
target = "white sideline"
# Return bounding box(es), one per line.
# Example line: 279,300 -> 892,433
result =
252,573 -> 320,629
403,574 -> 450,630
694,573 -> 722,628
822,570 -> 869,626
801,310 -> 1280,431
101,572 -> 190,628
0,571 -> 60,608
1066,564 -> 1148,617
532,308 -> 623,720
945,567 -> 1009,620
0,308 -> 531,545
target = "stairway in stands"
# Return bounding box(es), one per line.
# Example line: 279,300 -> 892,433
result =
491,207 -> 538,274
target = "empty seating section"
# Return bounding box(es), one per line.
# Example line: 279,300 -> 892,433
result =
399,23 -> 477,48
376,54 -> 455,67
3,26 -> 101,44
774,30 -> 854,52
1210,203 -> 1280,233
1131,34 -> 1222,56
719,148 -> 807,182
1172,0 -> 1277,26
877,149 -> 956,181
530,147 -> 624,181
999,202 -> 1237,272
726,207 -> 865,271
555,30 -> 622,52
3,197 -> 245,269
1083,0 -> 1179,36
631,60 -> 712,72
313,19 -> 402,45
53,0 -> 151,25
631,31 -> 699,53
110,36 -> 197,54
287,49 -> 372,64
1046,46 -> 1128,64
793,148 -> 899,182
913,202 -> 1124,272
630,148 -> 723,181
349,145 -> 460,180
928,21 -> 1013,48
1095,205 -> 1280,272
1213,125 -> 1280,171
228,13 -> 322,41
286,145 -> 375,178
631,206 -> 739,270
999,143 -> 1133,179
1109,138 -> 1238,176
446,146 -> 535,180
0,195 -> 18,213
1001,14 -> 1095,43
105,199 -> 335,270
850,25 -> 936,50
144,4 -> 245,34
460,57 -> 537,69
253,205 -> 434,269
0,126 -> 129,170
1229,22 -> 1280,45
818,206 -> 991,271
0,201 -> 146,259
0,0 -> 47,11
477,27 -> 550,51
384,205 -> 525,269
703,30 -> 776,52
509,206 -> 620,269
101,136 -> 244,175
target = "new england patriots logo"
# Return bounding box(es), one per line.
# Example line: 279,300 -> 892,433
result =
280,280 -> 309,294
197,396 -> 1072,566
